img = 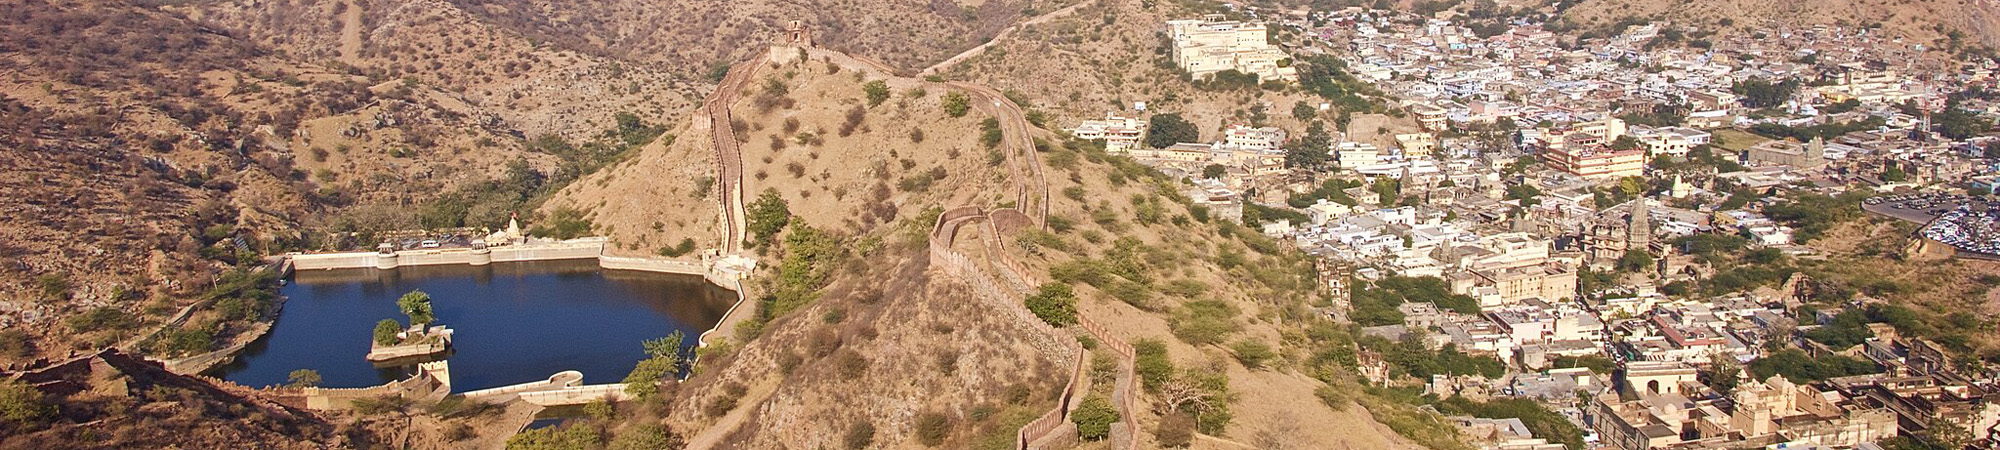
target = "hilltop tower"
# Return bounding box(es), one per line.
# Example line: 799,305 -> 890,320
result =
786,20 -> 812,47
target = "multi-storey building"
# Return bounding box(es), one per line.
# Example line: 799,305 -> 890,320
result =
1167,15 -> 1298,82
1069,113 -> 1148,152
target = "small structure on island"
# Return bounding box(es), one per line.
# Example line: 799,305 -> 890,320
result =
366,290 -> 453,362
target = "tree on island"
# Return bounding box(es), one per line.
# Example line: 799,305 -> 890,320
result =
373,319 -> 403,346
397,290 -> 435,326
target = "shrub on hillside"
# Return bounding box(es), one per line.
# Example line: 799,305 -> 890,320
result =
862,80 -> 890,107
1072,395 -> 1119,441
914,411 -> 953,446
1024,283 -> 1078,326
844,421 -> 876,449
942,92 -> 970,118
1156,412 -> 1196,448
1134,339 -> 1174,391
607,424 -> 683,450
1230,340 -> 1276,369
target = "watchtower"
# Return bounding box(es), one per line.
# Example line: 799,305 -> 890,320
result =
786,20 -> 812,47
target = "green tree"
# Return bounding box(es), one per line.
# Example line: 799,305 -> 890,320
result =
1283,120 -> 1335,170
529,207 -> 594,240
0,378 -> 52,426
1146,113 -> 1200,149
374,319 -> 404,346
1071,395 -> 1119,440
288,369 -> 323,388
745,189 -> 791,246
942,91 -> 970,118
1024,283 -> 1079,326
1934,105 -> 1991,140
1202,164 -> 1228,179
1292,101 -> 1318,121
642,330 -> 687,361
1616,250 -> 1655,273
397,290 -> 436,326
861,80 -> 890,107
1609,135 -> 1642,151
1731,78 -> 1801,108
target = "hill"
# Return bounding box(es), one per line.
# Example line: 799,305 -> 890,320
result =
1557,0 -> 2000,48
1,349 -> 354,449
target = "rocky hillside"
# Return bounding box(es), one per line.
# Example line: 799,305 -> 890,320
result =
552,38 -> 1419,447
1557,0 -> 2000,48
1,350 -> 355,449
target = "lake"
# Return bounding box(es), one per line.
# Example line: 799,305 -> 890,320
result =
216,259 -> 735,391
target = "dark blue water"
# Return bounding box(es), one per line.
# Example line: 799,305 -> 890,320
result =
215,260 -> 734,391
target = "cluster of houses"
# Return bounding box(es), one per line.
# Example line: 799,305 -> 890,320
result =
1073,6 -> 2000,449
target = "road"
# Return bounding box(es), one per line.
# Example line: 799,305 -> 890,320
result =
920,0 -> 1098,76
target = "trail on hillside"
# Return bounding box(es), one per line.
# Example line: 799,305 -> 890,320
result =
337,0 -> 363,64
922,0 -> 1097,76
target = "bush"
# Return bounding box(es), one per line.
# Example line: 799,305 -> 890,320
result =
942,92 -> 970,118
1072,395 -> 1119,440
607,424 -> 682,450
745,189 -> 791,246
505,425 -> 599,450
0,330 -> 32,359
862,80 -> 890,107
914,411 -> 953,446
288,369 -> 322,388
1230,340 -> 1276,369
1169,300 -> 1240,346
0,378 -> 52,425
844,421 -> 876,450
373,319 -> 403,346
1156,412 -> 1196,448
656,238 -> 697,257
835,349 -> 870,380
350,394 -> 412,415
445,423 -> 476,442
529,207 -> 594,240
1024,283 -> 1078,326
1134,339 -> 1175,391
66,307 -> 134,333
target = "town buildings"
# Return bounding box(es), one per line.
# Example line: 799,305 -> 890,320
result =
1167,15 -> 1298,82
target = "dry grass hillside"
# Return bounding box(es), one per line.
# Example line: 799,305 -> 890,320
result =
1,350 -> 357,449
1559,0 -> 2000,47
991,138 -> 1421,449
550,50 -> 1024,256
176,0 -> 704,143
439,0 -> 1080,72
941,0 -> 1407,144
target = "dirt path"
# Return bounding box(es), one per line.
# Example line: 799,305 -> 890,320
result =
922,0 -> 1097,76
683,377 -> 779,450
337,0 -> 363,64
